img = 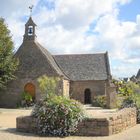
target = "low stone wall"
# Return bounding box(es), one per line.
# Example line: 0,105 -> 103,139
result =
76,118 -> 109,136
16,107 -> 137,136
107,107 -> 136,135
77,108 -> 136,136
16,116 -> 38,133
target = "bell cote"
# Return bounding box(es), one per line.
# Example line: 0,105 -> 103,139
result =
23,17 -> 37,41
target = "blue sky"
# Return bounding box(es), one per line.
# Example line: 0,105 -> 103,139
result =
0,0 -> 140,78
119,0 -> 140,21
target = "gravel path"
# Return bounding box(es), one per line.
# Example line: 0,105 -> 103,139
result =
0,108 -> 140,140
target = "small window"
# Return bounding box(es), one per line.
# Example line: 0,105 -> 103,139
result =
28,26 -> 33,36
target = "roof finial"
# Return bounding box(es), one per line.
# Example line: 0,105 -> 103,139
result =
29,5 -> 34,16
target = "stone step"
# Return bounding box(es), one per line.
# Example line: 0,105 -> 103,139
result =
84,104 -> 92,107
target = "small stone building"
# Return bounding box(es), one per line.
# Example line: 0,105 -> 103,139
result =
0,17 -> 116,108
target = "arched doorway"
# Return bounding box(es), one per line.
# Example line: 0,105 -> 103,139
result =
84,88 -> 91,104
24,83 -> 35,99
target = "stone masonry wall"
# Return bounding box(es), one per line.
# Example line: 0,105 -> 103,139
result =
63,79 -> 70,98
16,107 -> 136,136
70,80 -> 106,104
0,77 -> 68,108
77,108 -> 136,136
108,107 -> 136,135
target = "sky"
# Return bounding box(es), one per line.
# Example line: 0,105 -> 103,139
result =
0,0 -> 140,78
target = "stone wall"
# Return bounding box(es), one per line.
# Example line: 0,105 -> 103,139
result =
106,82 -> 117,109
0,77 -> 68,108
77,108 -> 136,136
17,116 -> 37,133
0,78 -> 40,108
16,107 -> 136,136
70,80 -> 106,103
62,79 -> 70,98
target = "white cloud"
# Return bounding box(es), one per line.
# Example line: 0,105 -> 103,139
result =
0,0 -> 139,77
54,0 -> 130,30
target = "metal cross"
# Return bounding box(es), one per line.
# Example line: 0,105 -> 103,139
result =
29,5 -> 34,16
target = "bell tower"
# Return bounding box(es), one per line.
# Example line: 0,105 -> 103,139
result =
23,6 -> 37,41
23,17 -> 37,41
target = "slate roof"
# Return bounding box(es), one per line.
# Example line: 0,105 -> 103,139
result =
17,17 -> 111,81
53,52 -> 111,81
15,40 -> 67,79
25,17 -> 36,26
35,42 -> 66,77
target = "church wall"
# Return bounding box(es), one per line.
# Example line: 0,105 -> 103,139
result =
62,79 -> 70,98
70,80 -> 106,104
0,78 -> 41,108
0,77 -> 68,108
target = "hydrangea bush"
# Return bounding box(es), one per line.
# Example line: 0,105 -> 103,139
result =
31,96 -> 85,136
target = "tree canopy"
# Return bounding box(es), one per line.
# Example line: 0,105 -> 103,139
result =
0,18 -> 18,89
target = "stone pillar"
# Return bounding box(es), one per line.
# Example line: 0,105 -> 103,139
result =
106,82 -> 117,109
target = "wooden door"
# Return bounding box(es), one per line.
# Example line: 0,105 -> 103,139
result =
24,83 -> 35,99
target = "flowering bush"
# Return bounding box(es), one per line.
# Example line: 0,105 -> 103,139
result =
31,96 -> 85,136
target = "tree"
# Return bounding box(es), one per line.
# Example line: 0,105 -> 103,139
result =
37,75 -> 60,98
0,18 -> 18,89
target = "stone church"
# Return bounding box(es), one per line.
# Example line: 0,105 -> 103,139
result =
0,17 -> 116,108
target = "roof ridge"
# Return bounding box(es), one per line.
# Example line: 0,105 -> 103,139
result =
53,52 -> 106,56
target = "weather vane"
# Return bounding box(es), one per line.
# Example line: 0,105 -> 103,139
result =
29,5 -> 34,16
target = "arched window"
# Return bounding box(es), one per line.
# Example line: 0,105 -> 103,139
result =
24,83 -> 35,99
84,88 -> 91,104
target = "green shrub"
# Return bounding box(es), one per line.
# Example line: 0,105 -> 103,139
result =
31,95 -> 85,136
21,92 -> 34,107
92,95 -> 107,108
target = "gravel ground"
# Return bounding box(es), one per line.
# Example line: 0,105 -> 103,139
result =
0,108 -> 140,140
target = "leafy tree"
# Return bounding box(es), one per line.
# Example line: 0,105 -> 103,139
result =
0,18 -> 18,89
37,75 -> 60,97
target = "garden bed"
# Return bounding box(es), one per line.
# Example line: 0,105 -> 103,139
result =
16,107 -> 136,136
